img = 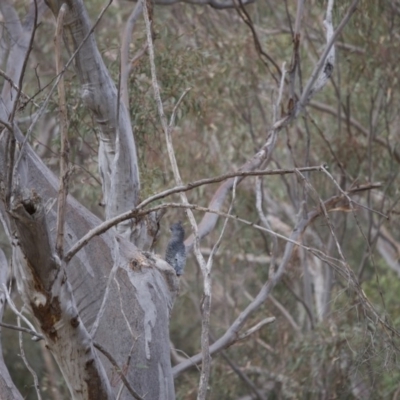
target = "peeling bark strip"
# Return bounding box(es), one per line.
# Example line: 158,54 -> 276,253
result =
31,296 -> 61,342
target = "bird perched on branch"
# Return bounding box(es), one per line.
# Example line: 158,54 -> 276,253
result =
165,222 -> 186,276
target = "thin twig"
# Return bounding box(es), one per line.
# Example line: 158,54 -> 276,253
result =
54,4 -> 70,260
203,178 -> 238,397
18,316 -> 42,400
0,69 -> 39,107
282,278 -> 314,329
138,166 -> 324,209
237,317 -> 276,341
236,0 -> 281,84
6,0 -> 38,207
0,321 -> 44,340
217,346 -> 267,400
1,284 -> 41,340
90,262 -> 119,338
287,0 -> 304,111
309,100 -> 400,164
120,1 -> 143,109
295,169 -> 348,265
8,0 -> 38,124
320,168 -> 386,311
256,177 -> 278,279
268,294 -> 301,332
274,62 -> 286,121
65,179 -> 380,266
298,0 -> 358,107
0,119 -> 13,132
156,0 -> 255,7
255,63 -> 285,279
65,165 -> 325,262
93,342 -> 143,400
169,87 -> 191,127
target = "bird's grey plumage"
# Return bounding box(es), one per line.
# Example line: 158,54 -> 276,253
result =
165,222 -> 186,276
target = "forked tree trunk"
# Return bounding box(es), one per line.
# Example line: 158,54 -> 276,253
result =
0,0 -> 178,398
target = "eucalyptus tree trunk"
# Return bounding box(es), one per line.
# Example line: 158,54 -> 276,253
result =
0,0 -> 178,398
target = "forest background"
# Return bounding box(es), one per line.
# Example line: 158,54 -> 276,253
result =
0,0 -> 400,399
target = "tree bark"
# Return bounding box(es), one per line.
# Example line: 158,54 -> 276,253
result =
0,0 -> 179,397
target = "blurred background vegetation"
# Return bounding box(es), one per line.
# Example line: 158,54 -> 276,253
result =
1,0 -> 400,398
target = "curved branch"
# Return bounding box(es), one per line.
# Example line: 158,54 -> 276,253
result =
184,130 -> 278,251
154,0 -> 255,9
64,166 -> 324,262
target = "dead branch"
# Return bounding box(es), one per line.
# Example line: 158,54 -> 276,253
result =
155,0 -> 255,9
64,166 -> 324,263
121,2 -> 142,109
54,4 -> 70,259
93,342 -> 143,400
17,315 -> 42,400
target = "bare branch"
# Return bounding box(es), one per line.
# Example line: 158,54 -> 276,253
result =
0,250 -> 24,400
2,284 -> 41,340
65,170 -> 377,266
169,87 -> 192,127
0,119 -> 13,132
236,0 -> 281,83
139,166 -> 324,209
8,0 -> 38,124
65,165 -> 324,267
93,342 -> 143,400
90,261 -> 119,338
255,178 -> 278,279
121,1 -> 143,109
298,0 -> 358,108
268,295 -> 301,332
217,348 -> 267,400
274,62 -> 286,121
184,131 -> 278,251
5,0 -> 38,207
0,68 -> 39,107
155,0 -> 255,9
237,317 -> 276,342
287,0 -> 304,109
54,4 -> 70,260
18,316 -> 42,400
0,321 -> 44,340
